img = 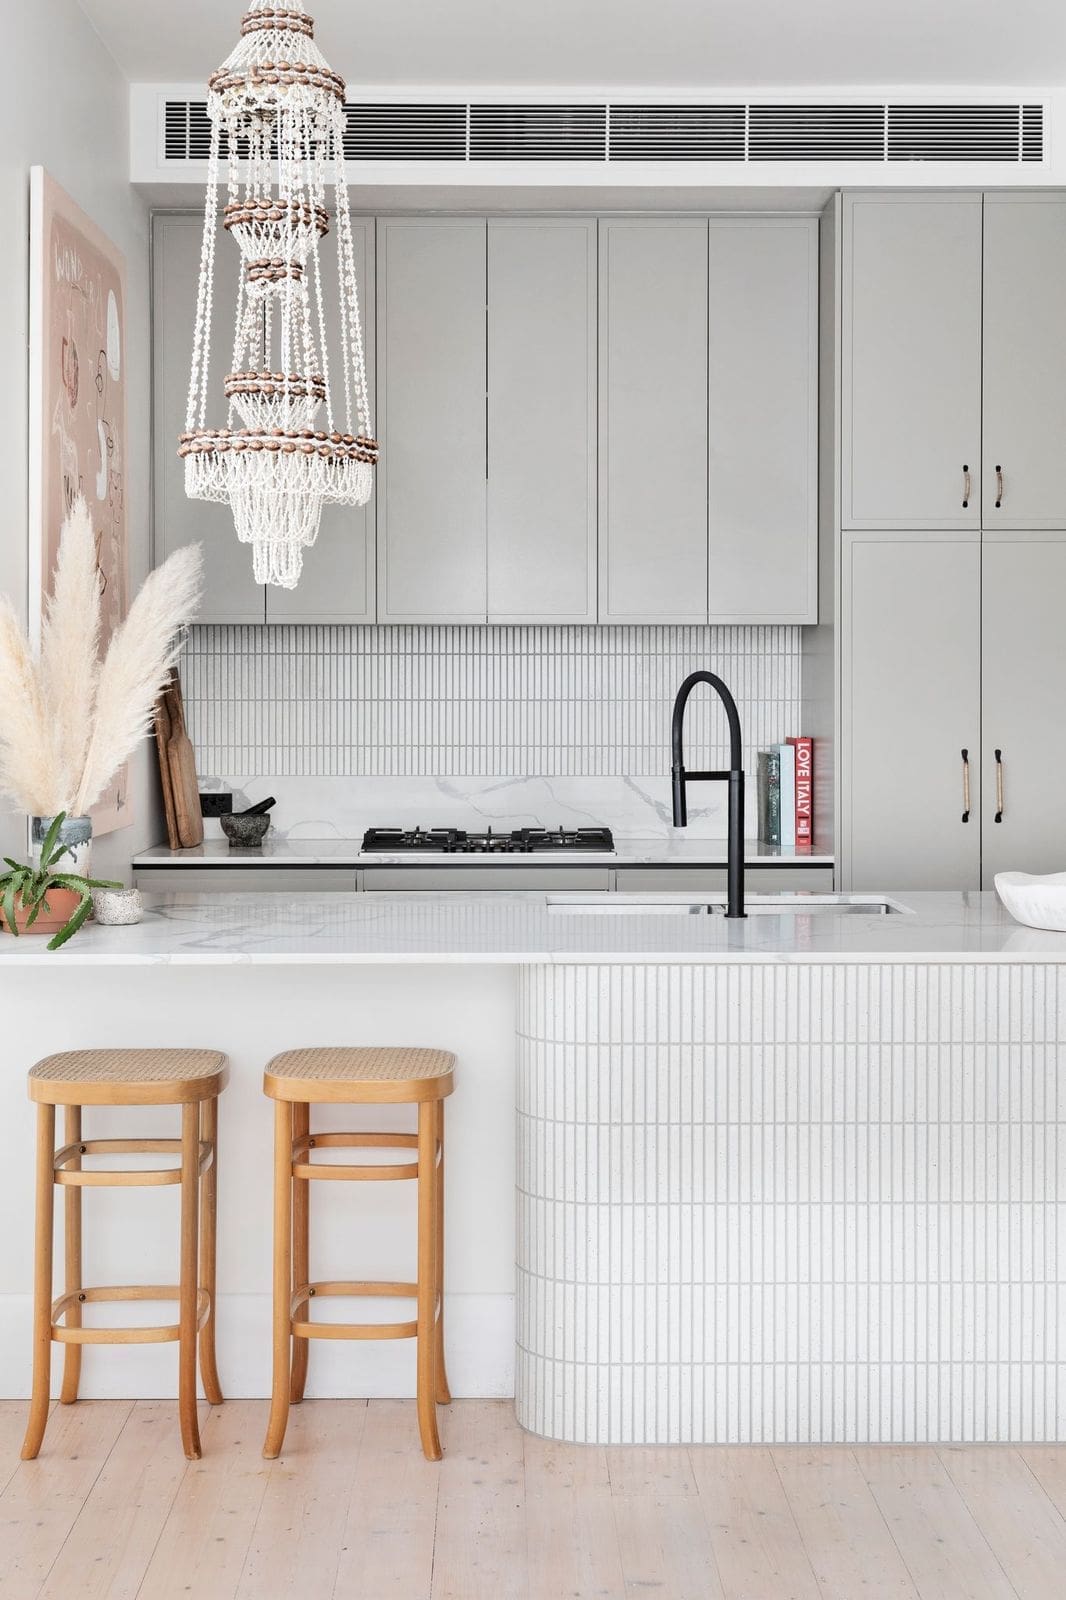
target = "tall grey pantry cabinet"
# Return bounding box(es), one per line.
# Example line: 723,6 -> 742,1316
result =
152,213 -> 377,623
839,192 -> 1066,891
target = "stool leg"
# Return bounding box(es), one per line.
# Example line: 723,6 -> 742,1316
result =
290,1101 -> 310,1404
179,1102 -> 202,1460
434,1099 -> 451,1406
21,1103 -> 56,1459
198,1096 -> 224,1407
59,1105 -> 83,1405
416,1101 -> 442,1461
263,1100 -> 293,1459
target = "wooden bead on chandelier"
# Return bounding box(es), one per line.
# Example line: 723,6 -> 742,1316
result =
181,0 -> 377,589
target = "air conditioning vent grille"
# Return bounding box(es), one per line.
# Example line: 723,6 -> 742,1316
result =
469,104 -> 606,160
343,104 -> 467,161
608,104 -> 745,160
887,104 -> 1024,161
160,97 -> 1047,167
748,104 -> 885,160
1022,104 -> 1044,161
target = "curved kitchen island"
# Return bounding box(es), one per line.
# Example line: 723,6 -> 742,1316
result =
0,888 -> 1062,1447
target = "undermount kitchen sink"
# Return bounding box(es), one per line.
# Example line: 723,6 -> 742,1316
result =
546,894 -> 906,916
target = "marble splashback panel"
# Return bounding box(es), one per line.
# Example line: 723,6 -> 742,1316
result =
185,622 -> 803,837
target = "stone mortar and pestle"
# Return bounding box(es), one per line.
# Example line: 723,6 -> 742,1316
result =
220,796 -> 276,849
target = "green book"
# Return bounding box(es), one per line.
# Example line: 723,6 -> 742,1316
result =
757,750 -> 781,846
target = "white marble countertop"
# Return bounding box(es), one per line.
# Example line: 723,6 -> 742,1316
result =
133,836 -> 835,868
2,889 -> 1064,964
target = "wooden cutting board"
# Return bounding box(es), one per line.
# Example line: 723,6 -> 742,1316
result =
165,671 -> 204,849
153,681 -> 181,850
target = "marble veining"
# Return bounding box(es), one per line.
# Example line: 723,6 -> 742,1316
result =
3,889 -> 1065,964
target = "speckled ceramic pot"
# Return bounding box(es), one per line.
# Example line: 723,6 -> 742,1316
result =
91,888 -> 144,926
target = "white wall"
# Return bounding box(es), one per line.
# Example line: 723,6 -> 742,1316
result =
0,3 -> 158,880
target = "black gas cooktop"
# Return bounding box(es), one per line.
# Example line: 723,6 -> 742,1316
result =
361,826 -> 615,855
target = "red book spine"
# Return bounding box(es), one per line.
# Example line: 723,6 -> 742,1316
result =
787,736 -> 814,852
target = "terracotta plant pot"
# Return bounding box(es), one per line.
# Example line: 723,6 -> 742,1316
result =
0,888 -> 83,936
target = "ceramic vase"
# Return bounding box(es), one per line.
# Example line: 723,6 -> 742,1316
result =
31,814 -> 93,876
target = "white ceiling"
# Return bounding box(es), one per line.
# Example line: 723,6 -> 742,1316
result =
79,0 -> 1066,88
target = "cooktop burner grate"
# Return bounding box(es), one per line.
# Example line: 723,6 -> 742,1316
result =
361,826 -> 615,855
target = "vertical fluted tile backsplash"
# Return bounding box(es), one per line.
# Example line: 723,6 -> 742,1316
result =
182,623 -> 802,779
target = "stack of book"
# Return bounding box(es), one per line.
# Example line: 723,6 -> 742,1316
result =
756,736 -> 813,852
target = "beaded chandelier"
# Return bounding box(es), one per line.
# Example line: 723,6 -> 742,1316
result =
180,1 -> 377,589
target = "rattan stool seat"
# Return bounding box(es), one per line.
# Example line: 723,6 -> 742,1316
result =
29,1049 -> 228,1106
264,1046 -> 455,1105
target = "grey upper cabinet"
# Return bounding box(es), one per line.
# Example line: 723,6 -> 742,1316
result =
266,219 -> 377,622
842,194 -> 983,531
980,532 -> 1066,881
842,531 -> 981,891
982,195 -> 1066,531
377,219 -> 487,622
599,219 -> 709,622
487,219 -> 597,622
707,217 -> 818,623
153,213 -> 266,622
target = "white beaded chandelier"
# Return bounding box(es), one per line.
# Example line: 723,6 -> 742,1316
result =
181,1 -> 377,589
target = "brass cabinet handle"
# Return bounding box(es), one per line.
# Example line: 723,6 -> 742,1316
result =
995,465 -> 1004,509
995,748 -> 1004,822
961,748 -> 971,823
962,464 -> 971,509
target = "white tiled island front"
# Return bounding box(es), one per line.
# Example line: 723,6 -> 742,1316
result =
0,890 -> 1062,1446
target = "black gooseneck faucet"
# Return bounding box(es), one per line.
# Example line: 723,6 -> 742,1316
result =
670,670 -> 746,918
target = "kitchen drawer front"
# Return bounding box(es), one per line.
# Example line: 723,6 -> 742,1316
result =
135,869 -> 359,893
362,867 -> 612,892
613,866 -> 835,892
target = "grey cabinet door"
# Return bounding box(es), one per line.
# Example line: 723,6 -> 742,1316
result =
487,219 -> 597,621
267,219 -> 377,622
377,219 -> 487,621
599,219 -> 708,621
981,532 -> 1066,881
707,217 -> 819,623
983,195 -> 1066,531
842,194 -> 983,531
842,532 -> 981,890
153,214 -> 266,622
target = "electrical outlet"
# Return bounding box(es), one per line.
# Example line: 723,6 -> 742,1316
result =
200,792 -> 233,818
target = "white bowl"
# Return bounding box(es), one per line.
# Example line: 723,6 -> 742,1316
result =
995,870 -> 1066,932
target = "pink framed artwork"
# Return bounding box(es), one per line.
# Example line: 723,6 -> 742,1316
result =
29,167 -> 130,835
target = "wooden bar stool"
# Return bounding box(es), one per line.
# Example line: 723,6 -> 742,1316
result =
21,1048 -> 228,1462
262,1046 -> 455,1461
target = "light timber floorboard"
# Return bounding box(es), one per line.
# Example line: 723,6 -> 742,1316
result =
2,1402 -> 1066,1600
332,1400 -> 440,1600
691,1444 -> 822,1600
431,1401 -> 527,1600
235,1398 -> 368,1600
772,1446 -> 922,1599
0,1401 -> 133,1600
1020,1442 -> 1066,1520
613,1492 -> 726,1600
939,1445 -> 1066,1600
133,1402 -> 273,1600
854,1446 -> 1018,1600
36,1402 -> 204,1600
